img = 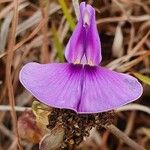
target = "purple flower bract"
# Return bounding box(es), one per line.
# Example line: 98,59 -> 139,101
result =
19,2 -> 143,114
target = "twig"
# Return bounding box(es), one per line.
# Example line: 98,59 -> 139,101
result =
0,0 -> 26,19
113,0 -> 127,16
127,23 -> 135,53
97,15 -> 150,24
125,30 -> 150,60
72,0 -> 80,20
0,105 -> 31,111
106,31 -> 150,70
0,19 -> 46,59
5,0 -> 22,149
0,2 -> 30,52
8,138 -> 18,150
117,111 -> 136,150
104,124 -> 145,150
117,51 -> 150,72
0,0 -> 13,3
0,124 -> 15,140
116,104 -> 150,114
39,0 -> 50,63
124,111 -> 136,135
16,4 -> 60,35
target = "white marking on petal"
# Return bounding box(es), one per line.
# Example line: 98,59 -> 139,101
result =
83,9 -> 90,26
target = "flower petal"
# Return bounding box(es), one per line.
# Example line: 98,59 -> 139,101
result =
19,63 -> 83,111
65,2 -> 102,65
78,66 -> 143,113
65,4 -> 85,63
85,4 -> 102,65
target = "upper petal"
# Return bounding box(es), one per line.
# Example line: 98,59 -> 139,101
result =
64,4 -> 85,63
85,4 -> 102,65
65,2 -> 102,65
19,63 -> 83,111
78,66 -> 143,113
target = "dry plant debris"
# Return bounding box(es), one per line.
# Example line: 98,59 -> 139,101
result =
0,0 -> 150,150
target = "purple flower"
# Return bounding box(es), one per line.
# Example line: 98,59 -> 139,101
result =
19,2 -> 143,114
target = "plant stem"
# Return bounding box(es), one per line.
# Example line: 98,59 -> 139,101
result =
104,124 -> 145,150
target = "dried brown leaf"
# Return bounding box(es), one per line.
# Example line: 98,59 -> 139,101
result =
18,111 -> 43,143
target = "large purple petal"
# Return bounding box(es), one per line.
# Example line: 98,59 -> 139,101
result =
78,66 -> 143,113
19,63 -> 83,111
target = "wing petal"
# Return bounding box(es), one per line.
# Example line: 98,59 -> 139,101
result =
19,63 -> 83,112
78,66 -> 143,113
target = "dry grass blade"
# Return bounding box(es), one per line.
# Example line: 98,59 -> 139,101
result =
16,3 -> 60,35
0,19 -> 46,59
0,14 -> 12,52
112,23 -> 124,58
126,31 -> 150,60
107,31 -> 150,70
117,111 -> 136,150
0,0 -> 26,19
124,112 -> 136,135
0,1 -> 29,52
5,0 -> 22,149
97,15 -> 150,24
139,20 -> 150,33
0,0 -> 149,149
0,105 -> 31,111
59,21 -> 70,42
117,52 -> 150,72
0,0 -> 14,3
51,24 -> 64,62
137,128 -> 150,139
127,23 -> 135,52
116,104 -> 150,114
72,0 -> 80,20
0,124 -> 15,140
